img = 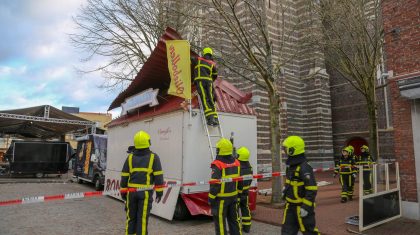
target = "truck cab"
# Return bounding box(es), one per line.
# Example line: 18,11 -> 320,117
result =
73,134 -> 107,190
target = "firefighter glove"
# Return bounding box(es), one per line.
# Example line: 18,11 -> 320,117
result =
208,198 -> 215,206
333,172 -> 337,178
281,186 -> 286,200
300,207 -> 309,218
352,173 -> 357,178
121,193 -> 127,201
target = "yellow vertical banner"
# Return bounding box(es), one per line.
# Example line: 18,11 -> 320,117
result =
166,40 -> 191,99
84,141 -> 92,174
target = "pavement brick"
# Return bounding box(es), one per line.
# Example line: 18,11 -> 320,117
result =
0,182 -> 280,235
253,171 -> 420,235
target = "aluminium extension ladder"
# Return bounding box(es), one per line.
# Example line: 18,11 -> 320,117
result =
196,92 -> 224,161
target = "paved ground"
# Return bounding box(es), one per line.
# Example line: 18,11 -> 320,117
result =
0,182 -> 280,235
2,171 -> 420,234
0,172 -> 73,184
254,171 -> 420,235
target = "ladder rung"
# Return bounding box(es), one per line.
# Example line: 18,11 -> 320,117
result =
209,135 -> 222,138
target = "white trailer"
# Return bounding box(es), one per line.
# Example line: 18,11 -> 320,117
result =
105,27 -> 258,221
105,108 -> 257,220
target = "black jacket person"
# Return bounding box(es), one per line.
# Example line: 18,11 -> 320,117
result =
334,146 -> 357,203
356,145 -> 375,195
236,146 -> 253,233
281,136 -> 320,235
208,138 -> 242,235
120,131 -> 164,235
192,47 -> 219,126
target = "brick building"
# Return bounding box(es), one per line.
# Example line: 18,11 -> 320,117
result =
329,68 -> 395,160
187,0 -> 334,169
164,1 -> 420,219
382,0 -> 420,219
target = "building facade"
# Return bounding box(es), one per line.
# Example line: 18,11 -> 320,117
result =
62,107 -> 112,149
329,68 -> 395,160
190,0 -> 334,170
382,0 -> 420,219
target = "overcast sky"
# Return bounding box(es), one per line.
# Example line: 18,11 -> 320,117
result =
0,0 -> 122,118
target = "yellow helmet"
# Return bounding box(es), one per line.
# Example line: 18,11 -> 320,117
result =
216,138 -> 233,156
361,145 -> 369,151
282,136 -> 305,156
342,146 -> 350,153
237,147 -> 250,161
134,131 -> 151,149
203,47 -> 213,56
347,145 -> 354,154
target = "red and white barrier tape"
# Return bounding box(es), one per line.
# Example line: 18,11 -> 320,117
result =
0,167 -> 335,207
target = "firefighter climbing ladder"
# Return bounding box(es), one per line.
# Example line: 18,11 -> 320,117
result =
196,92 -> 224,161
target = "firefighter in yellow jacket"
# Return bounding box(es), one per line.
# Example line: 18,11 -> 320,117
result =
209,138 -> 242,235
120,131 -> 164,235
281,136 -> 320,235
357,145 -> 375,194
237,147 -> 253,233
346,145 -> 357,199
334,146 -> 357,202
192,47 -> 219,126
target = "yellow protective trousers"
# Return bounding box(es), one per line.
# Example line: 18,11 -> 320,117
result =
339,174 -> 355,199
238,192 -> 251,231
195,80 -> 217,119
281,203 -> 320,235
125,191 -> 153,235
211,197 -> 242,235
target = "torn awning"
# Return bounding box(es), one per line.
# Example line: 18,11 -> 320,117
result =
107,27 -> 256,123
108,27 -> 197,111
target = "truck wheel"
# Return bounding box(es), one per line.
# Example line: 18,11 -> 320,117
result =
35,173 -> 44,178
94,176 -> 102,191
173,196 -> 191,220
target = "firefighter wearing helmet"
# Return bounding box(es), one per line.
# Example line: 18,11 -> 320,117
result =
357,145 -> 375,194
192,47 -> 219,126
209,138 -> 242,235
236,146 -> 253,233
120,131 -> 164,235
334,146 -> 357,203
281,136 -> 320,235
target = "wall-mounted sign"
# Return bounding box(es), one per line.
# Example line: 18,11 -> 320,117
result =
121,88 -> 159,114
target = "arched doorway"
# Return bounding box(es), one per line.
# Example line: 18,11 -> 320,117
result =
346,137 -> 368,156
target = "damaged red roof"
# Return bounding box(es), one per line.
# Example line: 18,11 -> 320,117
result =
107,27 -> 255,127
108,27 -> 195,111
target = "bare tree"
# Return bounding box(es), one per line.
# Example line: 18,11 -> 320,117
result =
315,0 -> 384,158
181,0 -> 318,203
71,0 -> 320,203
71,0 -> 195,91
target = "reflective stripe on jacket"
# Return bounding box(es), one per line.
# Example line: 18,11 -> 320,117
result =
209,156 -> 240,199
283,161 -> 318,209
193,57 -> 218,81
120,149 -> 164,193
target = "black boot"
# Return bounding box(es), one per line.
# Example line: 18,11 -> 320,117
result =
243,226 -> 250,233
341,197 -> 347,203
348,196 -> 353,201
206,116 -> 213,126
211,116 -> 219,126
